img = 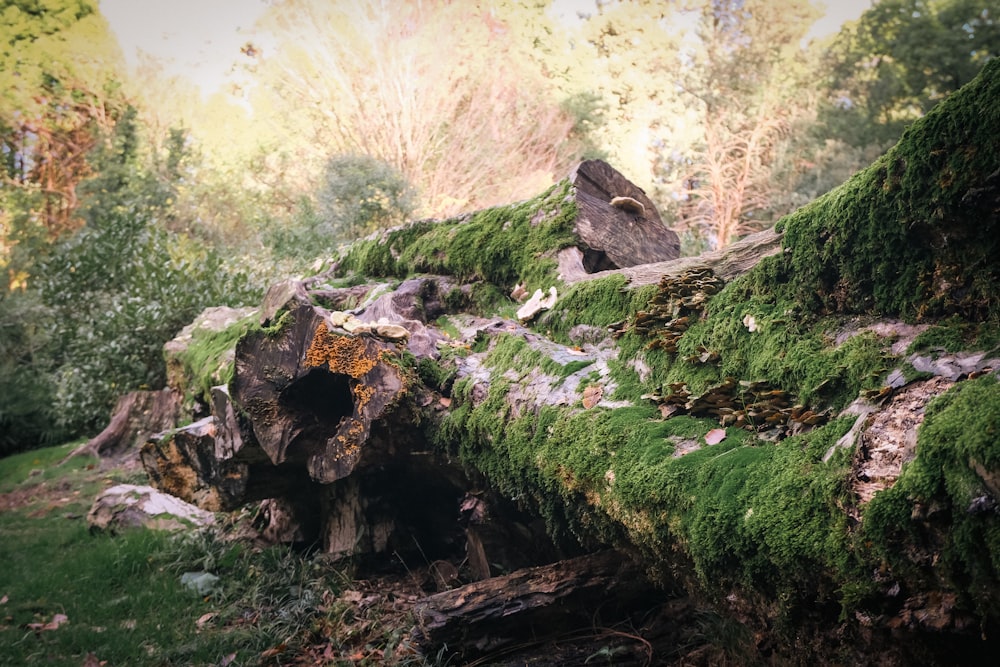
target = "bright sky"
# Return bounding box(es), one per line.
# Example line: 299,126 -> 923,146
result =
99,0 -> 270,94
100,0 -> 874,96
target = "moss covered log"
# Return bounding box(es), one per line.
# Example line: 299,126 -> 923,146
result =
139,61 -> 1000,664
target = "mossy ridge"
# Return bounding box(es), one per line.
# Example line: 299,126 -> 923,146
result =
752,59 -> 1000,321
337,181 -> 578,293
667,283 -> 894,409
907,314 -> 1000,355
540,274 -> 656,344
173,312 -> 258,406
436,367 -> 868,614
862,373 -> 1000,623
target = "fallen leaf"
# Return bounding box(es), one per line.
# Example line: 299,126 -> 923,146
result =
260,644 -> 286,659
196,612 -> 216,628
704,428 -> 727,445
439,397 -> 451,408
582,384 -> 603,409
81,652 -> 105,667
26,612 -> 69,632
219,652 -> 237,666
0,595 -> 7,605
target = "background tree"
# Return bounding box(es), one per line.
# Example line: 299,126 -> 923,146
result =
29,107 -> 259,437
245,0 -> 591,220
820,0 -> 999,149
0,0 -> 125,261
655,0 -> 821,249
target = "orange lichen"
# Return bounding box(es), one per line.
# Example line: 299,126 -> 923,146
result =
352,383 -> 376,412
305,324 -> 378,378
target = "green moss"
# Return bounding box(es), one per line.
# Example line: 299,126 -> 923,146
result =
338,181 -> 578,293
435,346 -> 865,612
173,312 -> 258,405
862,374 -> 1000,621
751,59 -> 1000,321
541,275 -> 656,344
908,315 -> 1000,355
416,357 -> 457,392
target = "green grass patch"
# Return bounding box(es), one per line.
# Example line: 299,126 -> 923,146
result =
0,444 -> 420,666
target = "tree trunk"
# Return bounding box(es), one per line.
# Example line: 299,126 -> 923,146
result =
67,389 -> 181,461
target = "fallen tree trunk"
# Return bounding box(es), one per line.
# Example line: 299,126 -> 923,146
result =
137,62 -> 1000,665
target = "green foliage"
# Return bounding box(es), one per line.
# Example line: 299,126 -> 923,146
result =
29,107 -> 260,437
0,289 -> 58,454
318,154 -> 415,240
823,0 -> 1000,149
265,155 -> 416,261
862,374 -> 1000,621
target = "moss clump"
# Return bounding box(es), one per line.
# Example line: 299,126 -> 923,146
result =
541,274 -> 656,344
338,181 -> 578,292
173,313 -> 257,405
667,284 -> 893,409
907,315 -> 1000,355
862,374 -> 1000,622
750,59 -> 1000,321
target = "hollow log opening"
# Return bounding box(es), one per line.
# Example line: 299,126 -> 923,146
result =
582,247 -> 619,273
279,367 -> 354,457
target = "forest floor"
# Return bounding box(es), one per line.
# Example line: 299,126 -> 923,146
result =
0,443 -> 741,666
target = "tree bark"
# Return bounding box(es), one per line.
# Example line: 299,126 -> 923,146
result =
67,389 -> 181,461
411,549 -> 654,660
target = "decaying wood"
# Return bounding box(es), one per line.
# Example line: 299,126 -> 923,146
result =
566,159 -> 680,274
615,226 -> 783,287
67,389 -> 181,461
411,549 -> 654,658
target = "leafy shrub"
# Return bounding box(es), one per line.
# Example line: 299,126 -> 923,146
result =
28,107 -> 260,438
317,154 -> 415,241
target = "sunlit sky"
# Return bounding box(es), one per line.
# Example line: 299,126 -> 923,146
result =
99,0 -> 874,96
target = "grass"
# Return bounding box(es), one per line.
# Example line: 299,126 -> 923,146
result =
0,444 -> 434,666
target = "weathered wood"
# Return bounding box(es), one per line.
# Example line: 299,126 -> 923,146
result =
568,159 -> 680,273
230,303 -> 413,484
67,389 -> 181,461
411,549 -> 653,658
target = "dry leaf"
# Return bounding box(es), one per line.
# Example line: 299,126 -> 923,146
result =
582,384 -> 603,409
196,612 -> 216,628
27,612 -> 69,632
260,644 -> 287,659
219,652 -> 237,666
81,652 -> 105,667
0,595 -> 8,605
704,428 -> 727,445
439,396 -> 452,408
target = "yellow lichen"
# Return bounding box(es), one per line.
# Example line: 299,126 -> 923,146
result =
305,324 -> 378,378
